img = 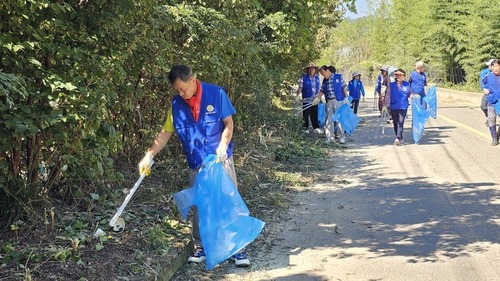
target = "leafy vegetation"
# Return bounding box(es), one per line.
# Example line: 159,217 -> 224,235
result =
2,0 -> 498,279
320,0 -> 500,89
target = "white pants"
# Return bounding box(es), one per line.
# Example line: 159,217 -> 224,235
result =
325,99 -> 347,141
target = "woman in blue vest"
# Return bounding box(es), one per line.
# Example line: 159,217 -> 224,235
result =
296,63 -> 321,133
388,68 -> 411,146
347,72 -> 365,114
138,65 -> 250,267
482,59 -> 500,145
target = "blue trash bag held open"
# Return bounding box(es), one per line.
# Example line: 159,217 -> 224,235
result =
318,102 -> 326,128
412,96 -> 430,144
423,86 -> 437,119
173,155 -> 265,270
332,103 -> 360,135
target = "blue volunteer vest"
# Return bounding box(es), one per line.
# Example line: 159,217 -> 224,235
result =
484,73 -> 500,104
389,81 -> 411,110
301,74 -> 320,103
332,74 -> 346,101
172,82 -> 233,169
348,80 -> 363,100
409,71 -> 426,94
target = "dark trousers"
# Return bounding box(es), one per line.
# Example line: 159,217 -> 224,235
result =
303,103 -> 319,129
391,109 -> 407,140
350,99 -> 360,114
481,95 -> 488,117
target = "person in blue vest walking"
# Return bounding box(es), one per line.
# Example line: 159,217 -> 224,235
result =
313,65 -> 348,144
297,63 -> 321,134
480,59 -> 495,117
138,65 -> 250,267
348,72 -> 365,114
388,68 -> 411,146
409,61 -> 428,107
482,59 -> 500,145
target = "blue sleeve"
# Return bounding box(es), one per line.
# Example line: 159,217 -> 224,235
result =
480,70 -> 489,90
219,89 -> 236,119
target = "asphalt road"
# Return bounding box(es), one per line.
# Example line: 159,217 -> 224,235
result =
172,89 -> 500,281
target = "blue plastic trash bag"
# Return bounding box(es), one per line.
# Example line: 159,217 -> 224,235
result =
173,155 -> 265,270
423,86 -> 437,119
347,95 -> 353,104
318,102 -> 326,128
412,96 -> 429,144
332,103 -> 360,135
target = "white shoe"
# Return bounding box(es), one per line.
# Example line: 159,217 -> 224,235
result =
394,138 -> 400,146
314,128 -> 323,134
339,138 -> 346,144
304,129 -> 310,134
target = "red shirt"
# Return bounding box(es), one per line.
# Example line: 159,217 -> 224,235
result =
184,79 -> 202,122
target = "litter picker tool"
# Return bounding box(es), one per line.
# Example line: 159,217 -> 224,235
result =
109,161 -> 154,230
297,102 -> 315,114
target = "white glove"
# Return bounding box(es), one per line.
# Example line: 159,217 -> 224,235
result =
138,152 -> 154,176
312,97 -> 320,105
216,142 -> 228,163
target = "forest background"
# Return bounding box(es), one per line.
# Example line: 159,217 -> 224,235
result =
1,0 -> 499,280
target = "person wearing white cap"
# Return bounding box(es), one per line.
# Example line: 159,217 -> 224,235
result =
480,59 -> 496,117
347,72 -> 365,114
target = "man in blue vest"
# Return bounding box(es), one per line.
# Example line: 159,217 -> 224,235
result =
314,65 -> 348,144
297,63 -> 321,134
138,65 -> 250,267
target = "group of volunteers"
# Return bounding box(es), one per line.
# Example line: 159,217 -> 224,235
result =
130,58 -> 500,271
297,61 -> 429,146
296,63 -> 365,144
374,61 -> 428,145
480,58 -> 500,146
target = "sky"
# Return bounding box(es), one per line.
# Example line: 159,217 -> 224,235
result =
344,0 -> 369,19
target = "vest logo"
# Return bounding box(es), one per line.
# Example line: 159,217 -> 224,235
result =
206,105 -> 215,113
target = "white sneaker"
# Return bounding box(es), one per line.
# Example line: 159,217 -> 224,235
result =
394,138 -> 400,146
339,137 -> 346,144
304,129 -> 310,134
314,128 -> 323,134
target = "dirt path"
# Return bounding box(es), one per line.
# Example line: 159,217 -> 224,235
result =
172,94 -> 500,281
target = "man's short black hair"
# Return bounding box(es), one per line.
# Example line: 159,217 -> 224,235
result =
168,65 -> 194,84
320,65 -> 336,73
